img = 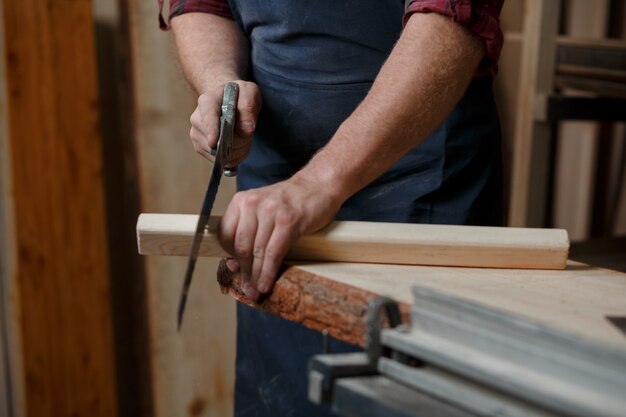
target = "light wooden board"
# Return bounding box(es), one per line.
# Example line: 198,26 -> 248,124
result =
218,260 -> 626,351
138,213 -> 570,269
2,0 -> 117,416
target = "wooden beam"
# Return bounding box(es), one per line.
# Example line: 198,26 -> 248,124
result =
556,37 -> 626,73
509,0 -> 561,227
217,259 -> 626,350
93,1 -> 153,415
137,213 -> 570,270
0,0 -> 21,414
1,0 -> 117,416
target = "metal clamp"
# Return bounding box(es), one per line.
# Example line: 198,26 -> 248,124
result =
308,296 -> 403,405
365,296 -> 403,363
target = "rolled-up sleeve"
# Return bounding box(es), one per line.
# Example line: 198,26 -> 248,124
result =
158,0 -> 233,30
404,0 -> 504,76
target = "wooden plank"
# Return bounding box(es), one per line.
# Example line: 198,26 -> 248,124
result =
0,1 -> 22,415
494,0 -> 525,221
128,1 -> 237,416
1,0 -> 117,416
509,0 -> 561,227
554,75 -> 626,99
556,38 -> 626,73
610,6 -> 626,236
610,123 -> 626,236
217,259 -> 626,350
92,1 -> 152,416
553,0 -> 610,241
137,213 -> 570,270
556,65 -> 626,83
557,36 -> 626,49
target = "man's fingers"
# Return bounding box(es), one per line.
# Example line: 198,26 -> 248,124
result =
196,94 -> 221,149
189,92 -> 221,159
256,224 -> 293,294
189,125 -> 215,161
226,258 -> 240,273
250,211 -> 274,287
225,204 -> 260,301
218,204 -> 240,256
257,209 -> 297,294
232,195 -> 259,288
235,82 -> 261,137
237,120 -> 256,136
225,135 -> 252,167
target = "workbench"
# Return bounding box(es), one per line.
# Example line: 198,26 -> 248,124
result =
137,213 -> 626,416
217,260 -> 626,350
218,260 -> 626,417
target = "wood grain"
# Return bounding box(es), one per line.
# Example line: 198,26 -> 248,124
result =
2,0 -> 117,416
217,259 -> 626,351
93,1 -> 153,415
0,0 -> 20,414
138,213 -> 570,270
509,0 -> 560,227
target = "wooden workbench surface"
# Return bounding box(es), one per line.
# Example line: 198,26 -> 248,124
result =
217,260 -> 626,350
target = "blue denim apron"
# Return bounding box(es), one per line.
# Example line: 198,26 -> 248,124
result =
228,1 -> 503,415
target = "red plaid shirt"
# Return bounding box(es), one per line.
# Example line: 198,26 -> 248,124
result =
158,0 -> 503,76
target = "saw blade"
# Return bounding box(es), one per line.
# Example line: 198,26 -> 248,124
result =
177,82 -> 239,330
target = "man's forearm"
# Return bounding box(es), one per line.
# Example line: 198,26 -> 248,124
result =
171,12 -> 260,162
296,12 -> 486,203
171,12 -> 248,94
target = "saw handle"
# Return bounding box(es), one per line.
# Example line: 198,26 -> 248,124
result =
210,82 -> 239,177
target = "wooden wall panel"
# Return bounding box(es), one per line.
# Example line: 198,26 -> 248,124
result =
0,1 -> 23,415
1,0 -> 117,416
129,1 -> 237,416
92,0 -> 153,416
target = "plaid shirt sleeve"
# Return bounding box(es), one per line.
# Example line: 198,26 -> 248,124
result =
158,0 -> 233,30
404,0 -> 504,76
158,0 -> 503,75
